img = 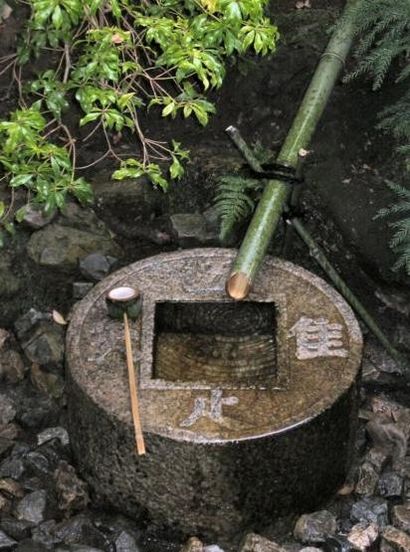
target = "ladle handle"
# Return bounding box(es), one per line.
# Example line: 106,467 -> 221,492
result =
124,312 -> 146,456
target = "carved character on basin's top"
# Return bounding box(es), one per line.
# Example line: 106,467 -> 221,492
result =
180,259 -> 225,293
289,316 -> 348,360
180,389 -> 239,428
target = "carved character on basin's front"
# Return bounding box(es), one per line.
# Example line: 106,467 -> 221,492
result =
180,389 -> 239,428
289,316 -> 348,360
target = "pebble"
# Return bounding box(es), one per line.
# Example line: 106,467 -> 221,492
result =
0,457 -> 25,480
391,504 -> 410,532
351,497 -> 389,527
72,283 -> 94,300
346,522 -> 378,551
22,205 -> 55,230
114,530 -> 141,552
79,253 -> 117,282
0,517 -> 32,541
16,490 -> 47,524
380,525 -> 410,551
37,427 -> 70,448
322,536 -> 352,552
204,547 -> 225,552
294,511 -> 337,544
355,462 -> 379,496
300,548 -> 323,552
240,533 -> 287,551
0,396 -> 16,426
378,471 -> 403,497
54,461 -> 90,513
0,530 -> 17,550
180,537 -> 203,552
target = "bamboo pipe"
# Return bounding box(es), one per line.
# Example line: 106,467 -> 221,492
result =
226,0 -> 358,300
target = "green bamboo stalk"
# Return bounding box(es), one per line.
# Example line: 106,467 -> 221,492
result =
290,217 -> 407,371
227,126 -> 406,370
226,0 -> 358,300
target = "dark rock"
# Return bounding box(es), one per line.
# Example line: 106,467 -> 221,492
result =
15,540 -> 49,552
0,530 -> 17,550
15,490 -> 47,524
0,518 -> 32,541
365,449 -> 389,473
31,520 -> 59,548
55,545 -> 105,552
0,478 -> 24,499
378,471 -> 403,498
24,451 -> 50,477
179,537 -> 203,552
294,511 -> 337,545
346,522 -> 378,551
30,364 -> 65,399
169,213 -> 210,246
22,205 -> 55,230
54,461 -> 89,514
0,439 -> 14,461
53,514 -> 111,550
17,393 -> 60,429
322,536 -> 352,552
0,330 -> 25,384
79,253 -> 117,282
37,427 -> 69,448
0,252 -> 20,298
240,533 -> 287,551
14,310 -> 49,340
0,495 -> 11,514
19,322 -> 64,367
114,530 -> 140,552
27,222 -> 120,272
391,504 -> 410,533
351,497 -> 389,528
355,462 -> 379,496
73,283 -> 94,300
0,457 -> 25,480
380,525 -> 410,551
0,396 -> 16,426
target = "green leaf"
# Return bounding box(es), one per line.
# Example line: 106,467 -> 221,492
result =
0,201 -> 5,219
15,205 -> 27,223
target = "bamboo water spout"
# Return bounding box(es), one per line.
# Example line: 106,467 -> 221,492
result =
226,0 -> 358,300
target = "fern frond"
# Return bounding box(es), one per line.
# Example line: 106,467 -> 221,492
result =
214,175 -> 261,242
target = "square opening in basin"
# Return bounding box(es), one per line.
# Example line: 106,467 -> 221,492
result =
153,301 -> 277,385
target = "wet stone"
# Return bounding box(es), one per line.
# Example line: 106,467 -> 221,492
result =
79,253 -> 117,282
351,497 -> 389,528
380,525 -> 410,552
240,533 -> 287,551
378,471 -> 403,498
0,478 -> 24,499
391,504 -> 410,533
346,522 -> 378,551
0,439 -> 14,461
16,490 -> 47,524
31,520 -> 59,549
24,451 -> 50,477
53,515 -> 110,550
365,449 -> 388,473
355,462 -> 379,496
37,427 -> 69,448
0,495 -> 11,514
0,530 -> 17,550
294,512 -> 337,545
17,393 -> 60,429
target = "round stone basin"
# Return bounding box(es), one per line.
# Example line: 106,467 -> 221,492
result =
66,248 -> 362,543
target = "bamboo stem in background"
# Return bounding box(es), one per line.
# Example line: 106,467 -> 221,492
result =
124,312 -> 146,456
226,0 -> 358,300
227,128 -> 408,373
290,217 -> 407,371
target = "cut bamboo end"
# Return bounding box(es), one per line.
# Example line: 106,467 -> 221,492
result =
226,272 -> 251,300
